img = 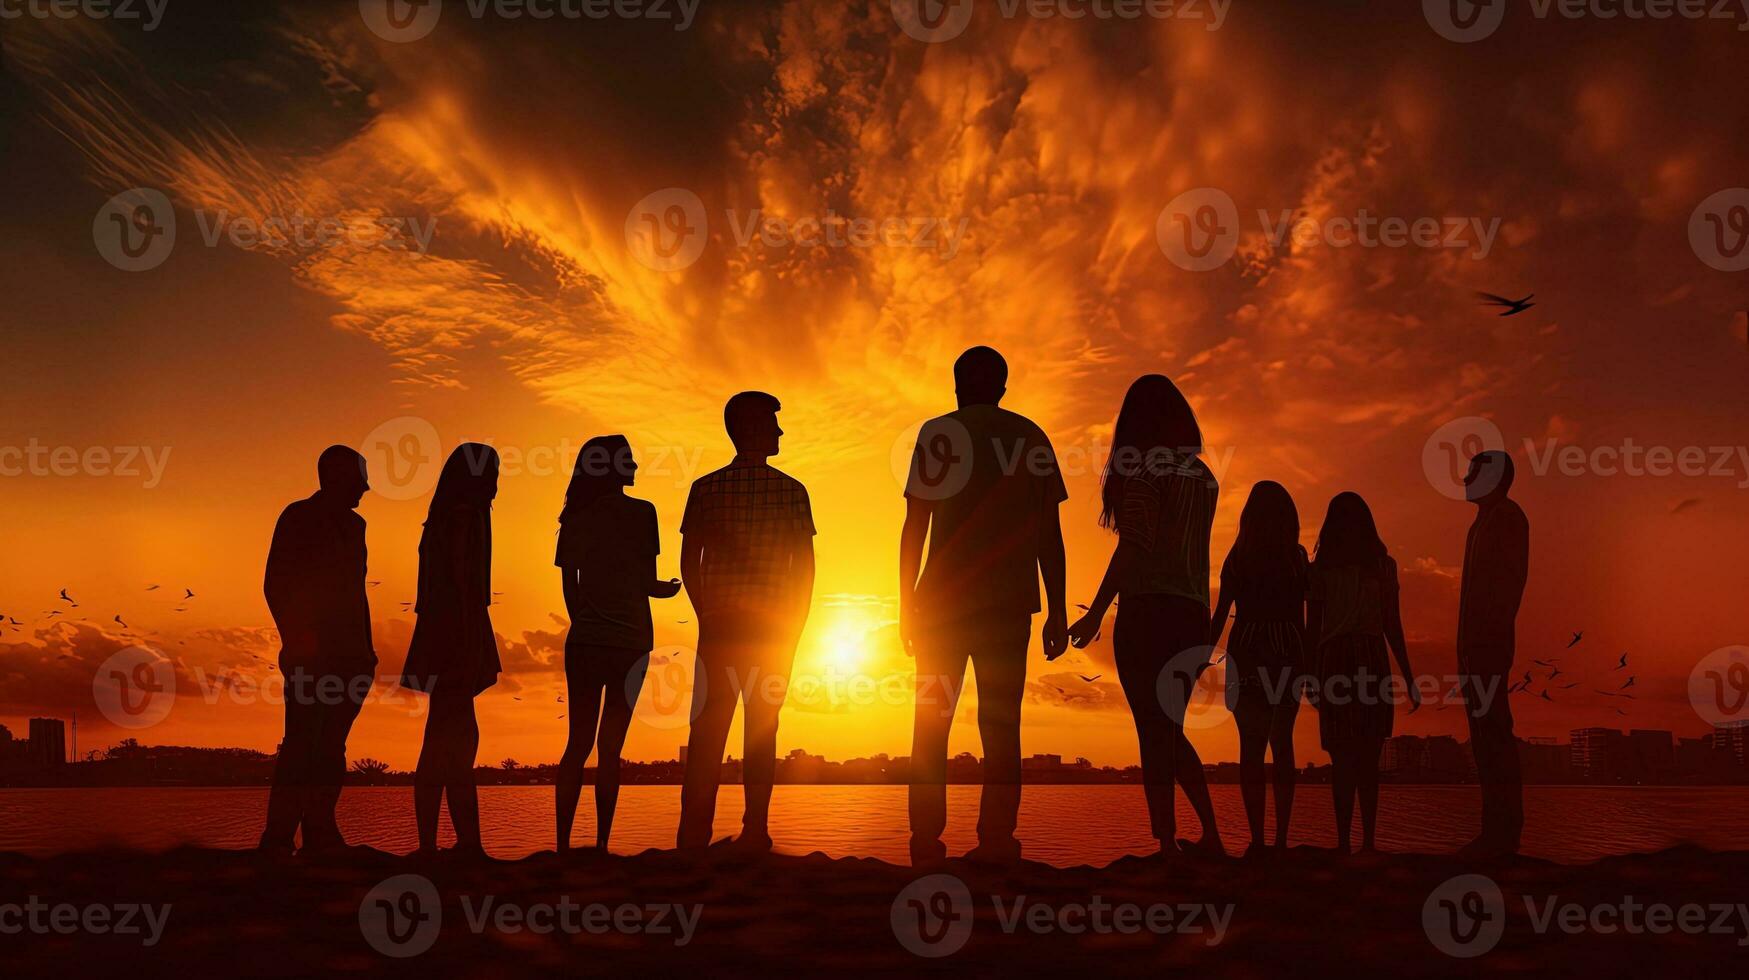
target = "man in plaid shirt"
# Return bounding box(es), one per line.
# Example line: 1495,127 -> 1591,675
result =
676,391 -> 816,851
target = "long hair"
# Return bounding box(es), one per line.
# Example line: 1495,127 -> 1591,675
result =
1099,374 -> 1204,529
1229,480 -> 1302,581
560,435 -> 632,527
1312,491 -> 1388,575
426,443 -> 500,521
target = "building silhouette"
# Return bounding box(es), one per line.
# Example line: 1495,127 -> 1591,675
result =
27,718 -> 66,768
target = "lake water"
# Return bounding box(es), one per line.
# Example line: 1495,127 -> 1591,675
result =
0,785 -> 1742,864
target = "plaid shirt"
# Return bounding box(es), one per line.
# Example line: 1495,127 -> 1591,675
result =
681,459 -> 815,615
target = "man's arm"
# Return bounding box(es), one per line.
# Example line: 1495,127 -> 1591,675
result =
790,534 -> 816,635
679,532 -> 705,610
898,497 -> 931,657
1039,502 -> 1068,660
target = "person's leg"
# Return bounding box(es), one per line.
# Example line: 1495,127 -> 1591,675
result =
1232,677 -> 1271,849
1165,600 -> 1219,847
413,695 -> 446,853
555,645 -> 605,852
445,693 -> 484,853
1357,736 -> 1383,852
1114,600 -> 1176,849
677,643 -> 740,849
1465,668 -> 1522,851
970,617 -> 1028,856
259,679 -> 317,850
1269,686 -> 1302,848
594,650 -> 648,850
302,671 -> 370,850
908,623 -> 970,864
1330,745 -> 1355,854
739,647 -> 793,845
1493,687 -> 1524,849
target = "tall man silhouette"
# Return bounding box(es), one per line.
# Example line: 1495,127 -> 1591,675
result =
260,445 -> 376,854
1457,449 -> 1531,858
677,392 -> 816,852
900,346 -> 1069,866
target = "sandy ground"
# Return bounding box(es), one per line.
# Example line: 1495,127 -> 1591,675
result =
2,843 -> 1745,975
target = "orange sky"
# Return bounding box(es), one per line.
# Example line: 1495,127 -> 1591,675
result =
3,1 -> 1748,770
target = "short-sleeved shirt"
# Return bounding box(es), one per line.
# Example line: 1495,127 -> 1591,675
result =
556,493 -> 660,651
905,404 -> 1068,620
1115,449 -> 1218,605
1310,557 -> 1397,641
681,459 -> 815,617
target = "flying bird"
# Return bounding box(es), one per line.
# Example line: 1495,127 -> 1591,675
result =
1477,291 -> 1535,316
1533,658 -> 1557,667
1620,676 -> 1636,690
676,619 -> 689,625
1548,667 -> 1564,680
1669,497 -> 1702,516
1078,674 -> 1103,683
1616,653 -> 1629,669
1567,631 -> 1583,648
113,615 -> 128,629
183,589 -> 195,599
1537,690 -> 1553,702
145,584 -> 160,591
367,580 -> 382,588
59,589 -> 76,604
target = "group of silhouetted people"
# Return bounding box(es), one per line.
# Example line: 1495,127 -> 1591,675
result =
259,346 -> 1530,864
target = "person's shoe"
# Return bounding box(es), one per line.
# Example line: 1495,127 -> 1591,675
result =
963,839 -> 1022,867
1242,841 -> 1271,861
910,839 -> 948,868
1458,834 -> 1509,859
1176,836 -> 1227,859
729,832 -> 773,856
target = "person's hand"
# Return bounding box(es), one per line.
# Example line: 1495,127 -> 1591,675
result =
1066,609 -> 1102,650
652,578 -> 682,599
1405,676 -> 1424,713
899,598 -> 917,658
1043,608 -> 1069,661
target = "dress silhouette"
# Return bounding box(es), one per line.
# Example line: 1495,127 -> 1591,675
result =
554,435 -> 681,853
1209,481 -> 1308,855
676,392 -> 815,852
1069,374 -> 1221,858
901,347 -> 1069,866
259,445 -> 376,854
1457,450 -> 1530,857
1306,492 -> 1420,854
400,443 -> 502,857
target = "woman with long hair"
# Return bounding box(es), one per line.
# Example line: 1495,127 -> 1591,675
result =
553,435 -> 681,853
1209,481 -> 1308,856
401,443 -> 503,857
1306,492 -> 1420,854
1069,374 -> 1222,858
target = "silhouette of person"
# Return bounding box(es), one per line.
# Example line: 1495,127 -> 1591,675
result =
1305,492 -> 1420,854
400,443 -> 503,857
676,393 -> 815,852
1209,480 -> 1308,856
259,445 -> 376,855
902,347 -> 1069,866
554,435 -> 682,853
1069,375 -> 1221,858
1456,450 -> 1530,858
